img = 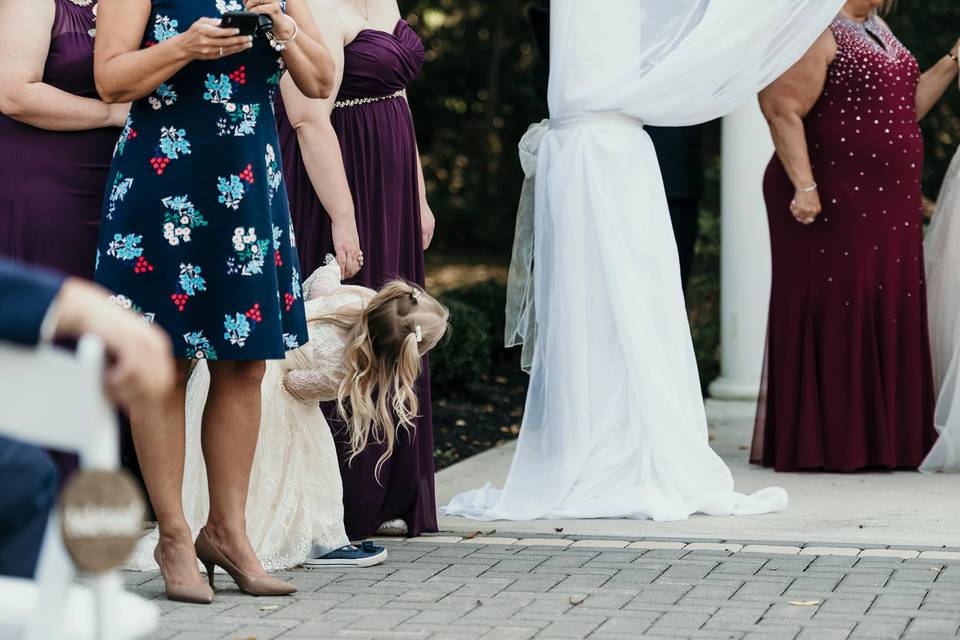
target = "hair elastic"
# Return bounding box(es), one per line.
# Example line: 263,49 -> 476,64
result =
414,325 -> 423,343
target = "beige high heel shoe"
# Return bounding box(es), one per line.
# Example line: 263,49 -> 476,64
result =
195,528 -> 297,596
153,545 -> 214,605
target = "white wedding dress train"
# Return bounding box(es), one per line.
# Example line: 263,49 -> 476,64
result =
922,149 -> 960,472
445,0 -> 847,523
130,261 -> 367,570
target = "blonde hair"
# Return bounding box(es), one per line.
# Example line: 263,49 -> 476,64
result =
322,281 -> 449,479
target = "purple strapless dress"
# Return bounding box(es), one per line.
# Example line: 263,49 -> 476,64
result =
0,0 -> 119,279
276,20 -> 436,539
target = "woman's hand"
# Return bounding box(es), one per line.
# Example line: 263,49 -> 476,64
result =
332,217 -> 363,279
245,0 -> 295,40
177,18 -> 253,61
790,188 -> 822,225
421,202 -> 436,250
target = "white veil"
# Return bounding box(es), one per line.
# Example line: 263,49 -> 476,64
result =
450,0 -> 845,522
921,147 -> 960,473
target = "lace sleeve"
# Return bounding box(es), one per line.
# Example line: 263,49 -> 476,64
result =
302,255 -> 343,302
281,321 -> 349,402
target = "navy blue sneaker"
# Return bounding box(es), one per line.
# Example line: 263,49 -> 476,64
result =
303,541 -> 388,568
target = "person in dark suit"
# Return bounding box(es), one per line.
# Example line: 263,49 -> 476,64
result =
646,125 -> 705,292
526,3 -> 705,293
0,259 -> 174,577
0,262 -> 63,578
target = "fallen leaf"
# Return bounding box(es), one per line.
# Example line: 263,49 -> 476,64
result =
463,530 -> 497,540
259,604 -> 281,611
554,527 -> 564,533
738,445 -> 749,451
788,600 -> 821,607
569,594 -> 586,606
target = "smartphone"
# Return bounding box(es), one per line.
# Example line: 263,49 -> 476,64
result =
220,11 -> 271,36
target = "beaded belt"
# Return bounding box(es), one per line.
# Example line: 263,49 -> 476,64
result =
334,89 -> 405,109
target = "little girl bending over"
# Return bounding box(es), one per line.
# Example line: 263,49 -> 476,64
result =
133,257 -> 449,572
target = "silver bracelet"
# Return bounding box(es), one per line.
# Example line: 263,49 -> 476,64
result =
267,15 -> 298,52
798,182 -> 818,193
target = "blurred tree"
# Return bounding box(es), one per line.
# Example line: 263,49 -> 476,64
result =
401,0 -> 546,254
886,5 -> 960,198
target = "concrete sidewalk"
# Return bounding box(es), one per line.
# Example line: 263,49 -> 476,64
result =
435,400 -> 960,548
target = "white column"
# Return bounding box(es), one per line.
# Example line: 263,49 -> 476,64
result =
708,99 -> 774,401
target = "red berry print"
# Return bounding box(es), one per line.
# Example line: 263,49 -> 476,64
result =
274,250 -> 283,267
127,129 -> 138,141
134,256 -> 154,274
284,293 -> 295,311
150,156 -> 171,175
239,164 -> 255,184
171,293 -> 189,311
245,303 -> 263,323
229,66 -> 247,85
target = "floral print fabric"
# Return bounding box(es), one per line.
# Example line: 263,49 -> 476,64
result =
95,0 -> 306,360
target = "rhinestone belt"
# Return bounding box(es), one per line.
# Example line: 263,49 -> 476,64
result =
334,90 -> 405,109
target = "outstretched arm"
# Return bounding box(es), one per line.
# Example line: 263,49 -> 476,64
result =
280,0 -> 362,277
759,28 -> 836,226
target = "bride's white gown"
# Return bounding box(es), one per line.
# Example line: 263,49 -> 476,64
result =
130,261 -> 367,571
445,0 -> 846,523
922,149 -> 960,473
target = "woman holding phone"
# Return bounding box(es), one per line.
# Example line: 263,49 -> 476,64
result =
94,0 -> 334,603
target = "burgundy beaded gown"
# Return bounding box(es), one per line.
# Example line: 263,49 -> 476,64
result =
752,14 -> 936,471
0,0 -> 117,279
275,20 -> 436,539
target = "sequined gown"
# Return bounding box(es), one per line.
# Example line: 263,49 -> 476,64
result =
276,20 -> 436,539
752,14 -> 937,471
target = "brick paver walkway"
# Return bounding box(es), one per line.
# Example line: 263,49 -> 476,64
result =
131,537 -> 960,640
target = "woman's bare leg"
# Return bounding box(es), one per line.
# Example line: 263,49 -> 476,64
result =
201,359 -> 268,575
129,359 -> 201,585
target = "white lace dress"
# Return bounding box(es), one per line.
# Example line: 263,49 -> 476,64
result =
130,261 -> 372,571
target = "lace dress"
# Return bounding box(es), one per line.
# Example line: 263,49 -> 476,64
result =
130,260 -> 369,571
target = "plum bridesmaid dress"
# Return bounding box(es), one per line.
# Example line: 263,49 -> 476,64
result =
752,14 -> 937,471
276,19 -> 437,539
0,0 -> 117,279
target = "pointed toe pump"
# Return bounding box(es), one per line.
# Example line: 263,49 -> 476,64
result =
195,529 -> 297,596
153,546 -> 215,605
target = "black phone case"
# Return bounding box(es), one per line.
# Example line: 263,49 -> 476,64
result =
220,11 -> 270,36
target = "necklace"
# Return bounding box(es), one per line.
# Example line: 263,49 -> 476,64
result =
357,0 -> 369,21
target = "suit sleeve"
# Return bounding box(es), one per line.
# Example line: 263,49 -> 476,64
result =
0,259 -> 65,346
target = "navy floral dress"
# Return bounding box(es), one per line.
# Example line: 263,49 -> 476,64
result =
95,0 -> 307,361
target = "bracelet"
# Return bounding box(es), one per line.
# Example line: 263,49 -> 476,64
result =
267,15 -> 298,52
798,182 -> 817,193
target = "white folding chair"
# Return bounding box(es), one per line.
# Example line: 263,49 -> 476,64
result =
0,336 -> 159,640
